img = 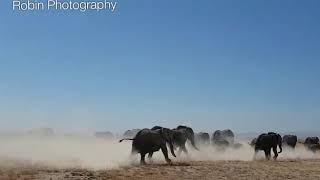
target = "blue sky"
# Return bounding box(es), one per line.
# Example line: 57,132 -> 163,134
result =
0,0 -> 319,133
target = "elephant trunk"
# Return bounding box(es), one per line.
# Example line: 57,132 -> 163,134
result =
278,143 -> 282,153
190,136 -> 200,151
169,141 -> 176,157
183,127 -> 200,151
278,135 -> 283,153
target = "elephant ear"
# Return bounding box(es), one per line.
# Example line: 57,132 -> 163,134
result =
159,128 -> 164,137
185,127 -> 199,150
185,127 -> 193,136
159,128 -> 169,142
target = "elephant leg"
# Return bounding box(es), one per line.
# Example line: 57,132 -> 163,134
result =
272,146 -> 278,160
140,153 -> 147,165
148,152 -> 153,159
160,145 -> 171,164
265,149 -> 271,160
263,150 -> 267,159
147,152 -> 154,163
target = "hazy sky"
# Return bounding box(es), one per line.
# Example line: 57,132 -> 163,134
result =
0,0 -> 319,133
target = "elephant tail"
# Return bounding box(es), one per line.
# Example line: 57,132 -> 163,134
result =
119,138 -> 134,143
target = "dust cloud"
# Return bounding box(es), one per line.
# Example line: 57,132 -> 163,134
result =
185,142 -> 319,162
0,135 -> 131,170
0,135 -> 318,170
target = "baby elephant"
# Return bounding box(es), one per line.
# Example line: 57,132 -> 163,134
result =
119,128 -> 176,164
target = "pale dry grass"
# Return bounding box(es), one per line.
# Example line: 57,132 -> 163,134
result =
1,159 -> 320,180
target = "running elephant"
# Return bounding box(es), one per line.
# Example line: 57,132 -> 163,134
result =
282,135 -> 297,148
152,125 -> 199,155
211,129 -> 235,146
119,128 -> 176,164
254,132 -> 282,160
304,137 -> 320,153
195,132 -> 210,145
172,125 -> 199,154
305,137 -> 319,145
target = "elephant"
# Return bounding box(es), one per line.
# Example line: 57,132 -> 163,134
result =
211,129 -> 235,146
171,125 -> 199,155
123,129 -> 141,138
119,128 -> 176,164
282,135 -> 297,148
305,137 -> 319,145
254,132 -> 282,160
304,137 -> 320,153
151,125 -> 199,155
195,132 -> 210,145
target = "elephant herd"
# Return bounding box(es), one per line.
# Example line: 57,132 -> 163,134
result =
119,126 -> 320,165
251,133 -> 320,159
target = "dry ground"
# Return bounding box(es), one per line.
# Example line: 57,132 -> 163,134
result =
1,159 -> 320,180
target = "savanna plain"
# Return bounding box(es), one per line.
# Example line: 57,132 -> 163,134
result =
0,135 -> 320,180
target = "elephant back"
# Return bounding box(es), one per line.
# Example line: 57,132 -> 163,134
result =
151,126 -> 163,130
255,133 -> 268,146
176,125 -> 195,137
256,133 -> 282,146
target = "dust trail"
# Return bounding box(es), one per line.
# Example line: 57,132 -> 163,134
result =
0,136 -> 318,170
183,141 -> 319,162
0,135 -> 132,170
